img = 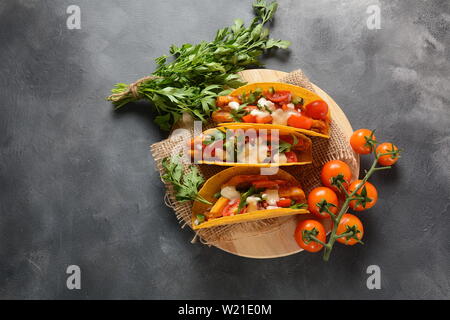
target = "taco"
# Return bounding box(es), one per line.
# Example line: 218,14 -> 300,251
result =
192,167 -> 308,230
211,82 -> 330,138
188,126 -> 312,167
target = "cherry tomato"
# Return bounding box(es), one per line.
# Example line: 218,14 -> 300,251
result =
376,143 -> 400,166
336,214 -> 364,245
304,100 -> 328,120
266,90 -> 291,103
350,129 -> 377,154
242,114 -> 256,123
307,187 -> 339,219
320,160 -> 353,192
276,199 -> 292,207
287,114 -> 313,129
284,151 -> 298,163
348,180 -> 378,211
221,199 -> 238,216
294,220 -> 326,252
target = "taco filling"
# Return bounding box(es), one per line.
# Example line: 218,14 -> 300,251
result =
212,87 -> 329,135
194,175 -> 307,226
189,128 -> 311,164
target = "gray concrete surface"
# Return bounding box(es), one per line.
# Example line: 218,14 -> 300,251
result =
0,0 -> 449,299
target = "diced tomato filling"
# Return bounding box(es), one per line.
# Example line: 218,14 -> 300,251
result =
256,115 -> 272,124
285,151 -> 298,163
242,114 -> 256,123
221,199 -> 239,216
265,90 -> 291,103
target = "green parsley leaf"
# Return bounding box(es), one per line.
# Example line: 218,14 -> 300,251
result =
161,155 -> 211,205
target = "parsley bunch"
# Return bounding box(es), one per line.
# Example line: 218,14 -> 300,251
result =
107,0 -> 290,130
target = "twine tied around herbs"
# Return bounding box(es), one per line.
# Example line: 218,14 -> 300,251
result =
107,75 -> 162,102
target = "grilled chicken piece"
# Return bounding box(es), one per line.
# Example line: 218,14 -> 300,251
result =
311,119 -> 328,134
212,110 -> 233,123
223,175 -> 269,187
278,186 -> 306,202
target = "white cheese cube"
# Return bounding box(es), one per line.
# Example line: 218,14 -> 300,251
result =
265,189 -> 280,206
228,101 -> 240,110
221,186 -> 240,200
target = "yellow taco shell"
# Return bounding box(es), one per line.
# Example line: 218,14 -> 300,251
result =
217,82 -> 330,138
192,167 -> 309,230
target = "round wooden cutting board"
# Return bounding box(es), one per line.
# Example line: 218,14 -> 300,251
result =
212,69 -> 359,259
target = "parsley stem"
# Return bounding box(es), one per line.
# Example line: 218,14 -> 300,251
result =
195,196 -> 213,205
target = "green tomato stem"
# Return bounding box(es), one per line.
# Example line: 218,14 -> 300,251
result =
337,180 -> 350,197
307,234 -> 329,248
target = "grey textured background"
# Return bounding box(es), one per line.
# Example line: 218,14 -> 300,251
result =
0,0 -> 449,299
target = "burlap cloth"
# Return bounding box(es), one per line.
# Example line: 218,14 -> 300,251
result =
150,70 -> 357,245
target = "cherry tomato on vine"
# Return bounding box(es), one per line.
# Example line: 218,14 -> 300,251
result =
336,214 -> 364,245
350,129 -> 377,154
294,219 -> 326,253
376,143 -> 400,166
320,160 -> 353,192
348,180 -> 378,211
304,100 -> 328,120
307,187 -> 339,219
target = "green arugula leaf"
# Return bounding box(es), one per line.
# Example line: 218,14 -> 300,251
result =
278,134 -> 298,153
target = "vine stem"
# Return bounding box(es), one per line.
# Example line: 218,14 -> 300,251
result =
322,151 -> 395,261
